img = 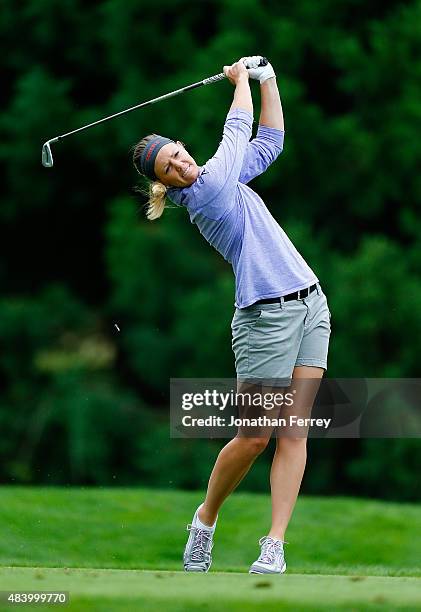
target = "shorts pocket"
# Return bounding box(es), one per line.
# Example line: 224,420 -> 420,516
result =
231,308 -> 264,330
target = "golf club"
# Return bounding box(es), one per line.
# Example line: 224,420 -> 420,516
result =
41,57 -> 268,168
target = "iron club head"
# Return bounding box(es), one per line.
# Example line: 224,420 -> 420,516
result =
41,138 -> 58,168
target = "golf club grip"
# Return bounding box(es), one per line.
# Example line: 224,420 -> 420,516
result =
202,57 -> 269,86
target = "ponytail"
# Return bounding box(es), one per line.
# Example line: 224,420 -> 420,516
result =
146,181 -> 167,221
132,134 -> 170,222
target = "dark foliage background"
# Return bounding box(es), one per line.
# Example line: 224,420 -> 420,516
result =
1,0 -> 420,500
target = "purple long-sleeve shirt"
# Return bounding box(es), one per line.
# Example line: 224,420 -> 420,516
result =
167,108 -> 318,308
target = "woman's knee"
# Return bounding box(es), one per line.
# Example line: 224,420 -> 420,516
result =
234,436 -> 270,456
276,436 -> 307,453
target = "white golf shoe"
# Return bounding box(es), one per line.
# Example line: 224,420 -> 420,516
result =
183,505 -> 217,572
249,536 -> 287,574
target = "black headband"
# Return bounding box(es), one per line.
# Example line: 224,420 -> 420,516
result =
135,136 -> 174,181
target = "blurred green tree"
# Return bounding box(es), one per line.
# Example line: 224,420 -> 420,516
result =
0,0 -> 419,498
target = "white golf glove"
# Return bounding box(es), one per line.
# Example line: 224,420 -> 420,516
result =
241,56 -> 276,83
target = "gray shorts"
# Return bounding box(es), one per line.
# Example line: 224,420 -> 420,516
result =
231,283 -> 331,386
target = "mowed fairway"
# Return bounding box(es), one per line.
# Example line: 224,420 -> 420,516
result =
0,487 -> 419,610
0,567 -> 420,611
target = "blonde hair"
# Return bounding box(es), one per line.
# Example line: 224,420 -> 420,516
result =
146,181 -> 167,220
132,134 -> 168,221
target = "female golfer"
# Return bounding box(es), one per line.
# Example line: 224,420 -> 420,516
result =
132,57 -> 331,574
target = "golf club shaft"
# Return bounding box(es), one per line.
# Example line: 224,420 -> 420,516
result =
42,57 -> 268,166
54,73 -> 228,141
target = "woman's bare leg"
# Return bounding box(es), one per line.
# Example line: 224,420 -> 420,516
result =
268,366 -> 324,540
198,436 -> 269,526
198,381 -> 277,525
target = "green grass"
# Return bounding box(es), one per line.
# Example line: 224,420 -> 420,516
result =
0,568 -> 420,611
0,487 -> 420,610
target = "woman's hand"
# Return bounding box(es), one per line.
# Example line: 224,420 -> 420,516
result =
223,61 -> 250,86
241,56 -> 276,84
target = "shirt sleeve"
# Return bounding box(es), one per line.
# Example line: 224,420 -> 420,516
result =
238,124 -> 284,185
166,108 -> 253,221
186,108 -> 253,219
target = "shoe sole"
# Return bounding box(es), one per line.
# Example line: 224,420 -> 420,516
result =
249,562 -> 286,575
184,558 -> 212,573
184,563 -> 212,572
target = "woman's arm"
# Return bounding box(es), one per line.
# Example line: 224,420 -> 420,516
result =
177,62 -> 253,218
231,76 -> 253,114
237,74 -> 284,185
224,61 -> 253,115
259,77 -> 284,131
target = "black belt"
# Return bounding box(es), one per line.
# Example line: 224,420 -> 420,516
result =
255,284 -> 317,305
